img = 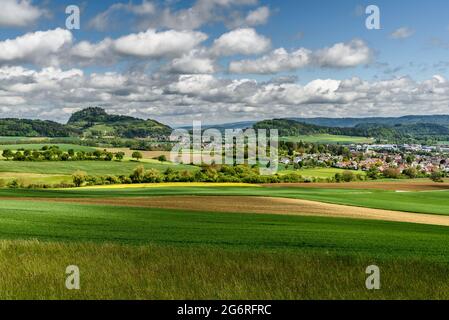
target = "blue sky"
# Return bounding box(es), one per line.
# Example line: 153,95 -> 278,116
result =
1,0 -> 449,125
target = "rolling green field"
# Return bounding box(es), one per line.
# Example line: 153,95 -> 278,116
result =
0,136 -> 40,142
0,182 -> 448,299
1,185 -> 447,216
0,143 -> 96,152
282,134 -> 374,144
0,199 -> 447,260
279,167 -> 366,179
0,160 -> 197,176
0,194 -> 448,299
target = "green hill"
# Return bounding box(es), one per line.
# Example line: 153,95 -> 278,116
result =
67,107 -> 172,138
0,107 -> 172,139
254,119 -> 449,143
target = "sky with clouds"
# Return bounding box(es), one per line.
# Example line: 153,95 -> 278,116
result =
1,0 -> 449,126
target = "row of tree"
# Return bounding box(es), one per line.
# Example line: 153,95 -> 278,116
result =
1,146 -> 145,162
71,165 -> 308,187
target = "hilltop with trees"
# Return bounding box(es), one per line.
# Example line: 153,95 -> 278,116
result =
0,107 -> 172,139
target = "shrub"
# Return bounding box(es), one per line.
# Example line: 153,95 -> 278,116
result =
403,167 -> 418,179
72,170 -> 88,187
383,168 -> 401,179
430,170 -> 444,183
143,169 -> 163,183
341,170 -> 356,182
7,179 -> 20,189
130,165 -> 145,183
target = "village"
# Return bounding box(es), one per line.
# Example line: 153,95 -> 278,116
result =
279,143 -> 449,176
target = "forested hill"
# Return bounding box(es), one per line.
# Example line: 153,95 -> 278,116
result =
0,119 -> 79,137
0,107 -> 172,138
67,107 -> 172,138
253,119 -> 449,143
289,115 -> 449,128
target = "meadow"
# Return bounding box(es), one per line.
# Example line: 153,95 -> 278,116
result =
282,134 -> 374,144
3,240 -> 449,300
2,185 -> 447,216
0,143 -> 96,152
0,195 -> 449,299
0,163 -> 448,299
0,160 -> 197,176
279,167 -> 366,179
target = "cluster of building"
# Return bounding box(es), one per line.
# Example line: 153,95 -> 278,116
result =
280,143 -> 449,174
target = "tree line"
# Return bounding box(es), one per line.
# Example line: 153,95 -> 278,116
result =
1,146 -> 146,162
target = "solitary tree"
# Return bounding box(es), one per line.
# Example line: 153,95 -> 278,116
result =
115,152 -> 125,161
2,149 -> 13,160
132,151 -> 143,161
157,155 -> 167,162
72,171 -> 87,187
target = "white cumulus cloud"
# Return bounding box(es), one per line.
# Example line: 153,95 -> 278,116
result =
0,29 -> 72,66
211,28 -> 271,56
113,29 -> 208,58
0,0 -> 44,27
229,48 -> 312,74
315,39 -> 373,68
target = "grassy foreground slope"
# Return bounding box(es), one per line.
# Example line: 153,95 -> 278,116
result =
0,199 -> 449,299
2,240 -> 449,300
0,199 -> 449,261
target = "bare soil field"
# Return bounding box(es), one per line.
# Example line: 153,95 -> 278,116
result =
5,196 -> 449,227
264,181 -> 449,191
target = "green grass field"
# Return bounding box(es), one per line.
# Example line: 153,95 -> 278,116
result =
0,199 -> 447,260
1,182 -> 448,299
0,160 -> 197,176
4,240 -> 449,300
0,143 -> 96,152
0,195 -> 449,299
0,136 -> 39,142
279,167 -> 366,179
2,185 -> 446,216
282,134 -> 374,144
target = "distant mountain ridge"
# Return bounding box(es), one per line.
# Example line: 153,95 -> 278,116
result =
193,115 -> 449,131
253,119 -> 449,143
289,115 -> 449,128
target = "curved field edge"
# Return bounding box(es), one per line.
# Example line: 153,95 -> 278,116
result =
1,240 -> 449,300
0,185 -> 448,216
1,200 -> 449,262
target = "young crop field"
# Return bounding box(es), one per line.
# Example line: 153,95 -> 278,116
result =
0,172 -> 72,185
281,134 -> 375,144
0,194 -> 449,299
2,185 -> 446,216
279,167 -> 366,179
0,180 -> 448,299
0,136 -> 43,143
0,160 -> 197,176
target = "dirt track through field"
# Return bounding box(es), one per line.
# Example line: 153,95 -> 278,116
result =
4,196 -> 449,227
